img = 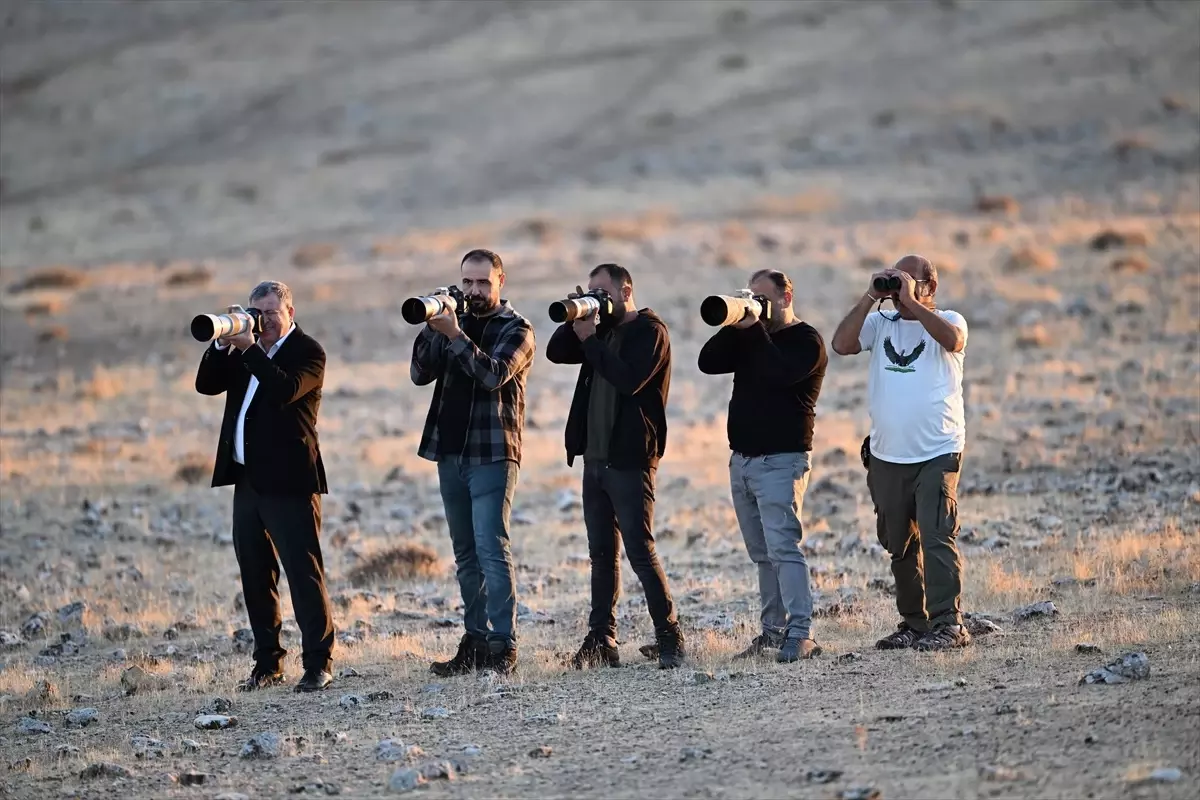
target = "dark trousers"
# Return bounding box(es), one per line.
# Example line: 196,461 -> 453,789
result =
232,470 -> 335,673
582,461 -> 678,641
866,451 -> 965,631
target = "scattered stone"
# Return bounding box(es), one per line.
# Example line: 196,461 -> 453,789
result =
692,670 -> 716,685
18,716 -> 52,735
80,762 -> 134,780
529,746 -> 553,758
56,744 -> 81,757
1090,229 -> 1149,251
21,613 -> 47,638
376,739 -> 409,762
839,788 -> 882,800
980,765 -> 1026,781
680,746 -> 712,762
231,628 -> 254,653
65,707 -> 99,728
194,714 -> 238,730
241,732 -> 287,759
324,730 -> 351,744
130,735 -> 167,759
835,652 -> 864,663
179,771 -> 211,786
103,623 -> 145,641
339,694 -> 368,710
1012,601 -> 1058,622
463,745 -> 482,756
996,703 -> 1020,715
806,769 -> 844,783
202,697 -> 234,714
1075,643 -> 1102,654
215,794 -> 251,800
57,601 -> 87,624
0,630 -> 23,649
1137,767 -> 1183,784
387,768 -> 426,793
524,712 -> 564,725
179,739 -> 202,753
964,614 -> 1003,636
421,707 -> 451,720
1080,651 -> 1150,685
339,667 -> 361,678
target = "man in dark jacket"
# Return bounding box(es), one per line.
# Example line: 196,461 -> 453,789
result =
546,263 -> 685,670
195,280 -> 336,693
698,269 -> 828,663
411,249 -> 536,677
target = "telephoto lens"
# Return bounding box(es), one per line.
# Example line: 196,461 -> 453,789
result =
873,275 -> 902,294
548,290 -> 612,324
190,308 -> 262,342
402,287 -> 463,325
700,291 -> 772,327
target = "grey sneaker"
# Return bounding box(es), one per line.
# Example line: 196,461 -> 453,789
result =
913,624 -> 972,652
875,623 -> 923,650
777,638 -> 822,662
733,633 -> 783,660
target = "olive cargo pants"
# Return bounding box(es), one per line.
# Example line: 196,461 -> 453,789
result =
866,451 -> 965,631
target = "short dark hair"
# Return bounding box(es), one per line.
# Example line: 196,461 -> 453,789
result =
461,249 -> 503,273
750,268 -> 793,296
589,262 -> 632,290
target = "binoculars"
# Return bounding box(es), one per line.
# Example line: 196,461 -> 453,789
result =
873,275 -> 902,294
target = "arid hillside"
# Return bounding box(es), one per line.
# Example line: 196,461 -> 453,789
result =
1,1 -> 1198,799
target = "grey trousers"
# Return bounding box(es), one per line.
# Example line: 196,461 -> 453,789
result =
730,451 -> 815,642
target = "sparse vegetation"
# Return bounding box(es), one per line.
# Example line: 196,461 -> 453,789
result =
8,267 -> 86,294
346,543 -> 444,586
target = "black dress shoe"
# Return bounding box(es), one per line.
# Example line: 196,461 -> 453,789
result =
293,668 -> 333,693
237,668 -> 285,692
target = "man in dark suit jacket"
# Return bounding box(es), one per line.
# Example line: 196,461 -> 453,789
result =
195,279 -> 335,693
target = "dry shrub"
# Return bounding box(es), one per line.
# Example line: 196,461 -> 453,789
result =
975,194 -> 1019,215
369,238 -> 408,258
1112,134 -> 1154,161
292,243 -> 338,269
583,212 -> 675,243
346,542 -> 443,586
1016,323 -> 1051,349
1002,245 -> 1058,273
165,265 -> 213,287
38,326 -> 69,342
1111,255 -> 1150,273
8,266 -> 86,294
1161,95 -> 1187,113
716,249 -> 751,269
1090,229 -> 1150,251
23,298 -> 64,316
175,454 -> 211,485
753,189 -> 839,217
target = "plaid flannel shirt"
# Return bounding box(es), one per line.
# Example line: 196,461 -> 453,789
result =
410,301 -> 536,466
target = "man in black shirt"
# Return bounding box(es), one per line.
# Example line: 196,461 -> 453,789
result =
698,269 -> 828,663
546,263 -> 685,670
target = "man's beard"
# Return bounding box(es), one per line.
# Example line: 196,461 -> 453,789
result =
467,296 -> 498,315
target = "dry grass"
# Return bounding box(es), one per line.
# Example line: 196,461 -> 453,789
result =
345,543 -> 445,586
292,243 -> 339,269
1002,244 -> 1059,272
7,266 -> 87,294
164,265 -> 213,287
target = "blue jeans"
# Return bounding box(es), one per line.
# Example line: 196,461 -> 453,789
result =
730,451 -> 815,641
437,456 -> 520,648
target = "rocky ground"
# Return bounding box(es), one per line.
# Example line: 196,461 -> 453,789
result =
1,1 -> 1199,799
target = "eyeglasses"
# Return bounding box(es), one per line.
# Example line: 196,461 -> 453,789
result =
252,309 -> 286,320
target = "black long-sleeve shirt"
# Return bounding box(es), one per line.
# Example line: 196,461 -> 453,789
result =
697,320 -> 827,456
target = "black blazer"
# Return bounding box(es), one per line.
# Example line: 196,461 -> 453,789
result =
194,324 -> 328,496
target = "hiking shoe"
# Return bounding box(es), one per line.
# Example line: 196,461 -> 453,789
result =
733,633 -> 783,660
567,632 -> 620,669
639,642 -> 659,661
656,628 -> 686,670
777,638 -> 822,663
430,633 -> 486,677
876,623 -> 924,650
484,641 -> 518,675
236,667 -> 285,692
914,624 -> 972,652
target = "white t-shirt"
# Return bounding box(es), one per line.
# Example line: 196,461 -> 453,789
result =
858,308 -> 967,464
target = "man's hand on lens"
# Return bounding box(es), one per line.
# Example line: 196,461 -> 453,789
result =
572,310 -> 597,341
733,303 -> 760,329
427,307 -> 462,339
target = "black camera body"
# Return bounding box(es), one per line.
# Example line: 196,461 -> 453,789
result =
700,290 -> 773,327
402,285 -> 466,325
549,288 -> 613,324
191,306 -> 263,342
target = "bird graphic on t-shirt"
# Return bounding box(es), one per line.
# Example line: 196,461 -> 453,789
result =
883,337 -> 925,373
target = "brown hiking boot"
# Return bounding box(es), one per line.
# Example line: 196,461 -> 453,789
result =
777,638 -> 822,662
733,632 -> 783,660
875,623 -> 923,650
914,624 -> 972,652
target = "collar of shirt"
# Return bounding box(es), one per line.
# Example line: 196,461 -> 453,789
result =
265,323 -> 296,356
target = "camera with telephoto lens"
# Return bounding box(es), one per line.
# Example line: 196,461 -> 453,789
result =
700,289 -> 773,327
873,275 -> 902,295
191,305 -> 263,343
548,288 -> 613,324
402,285 -> 466,325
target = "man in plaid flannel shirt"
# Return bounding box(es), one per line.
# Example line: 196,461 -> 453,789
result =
410,249 -> 535,676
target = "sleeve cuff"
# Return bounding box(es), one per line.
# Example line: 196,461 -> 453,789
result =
447,333 -> 473,356
213,341 -> 229,351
